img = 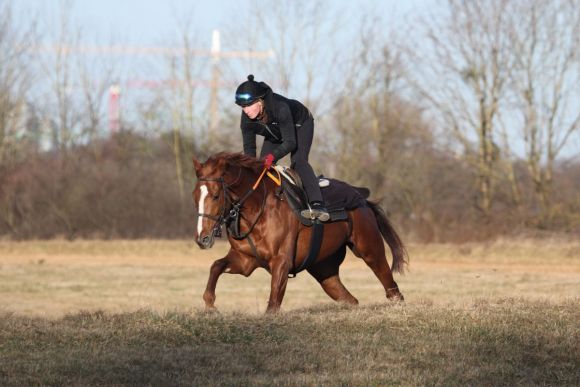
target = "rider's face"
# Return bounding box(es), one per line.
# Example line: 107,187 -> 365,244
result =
242,100 -> 262,119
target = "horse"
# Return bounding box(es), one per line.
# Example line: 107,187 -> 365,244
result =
192,152 -> 408,313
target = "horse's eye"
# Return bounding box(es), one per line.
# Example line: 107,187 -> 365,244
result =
212,194 -> 220,200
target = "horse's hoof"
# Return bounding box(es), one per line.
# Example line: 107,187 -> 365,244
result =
386,290 -> 404,302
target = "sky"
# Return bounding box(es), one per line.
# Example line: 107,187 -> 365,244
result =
10,0 -> 436,126
13,0 -> 426,47
11,0 -> 430,94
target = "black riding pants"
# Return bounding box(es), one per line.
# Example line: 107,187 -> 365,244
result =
260,117 -> 323,203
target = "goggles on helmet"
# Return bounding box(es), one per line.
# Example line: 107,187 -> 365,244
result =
236,93 -> 261,107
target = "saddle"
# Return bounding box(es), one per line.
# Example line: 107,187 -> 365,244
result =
273,166 -> 370,226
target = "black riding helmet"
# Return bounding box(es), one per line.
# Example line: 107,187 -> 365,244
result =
235,74 -> 270,107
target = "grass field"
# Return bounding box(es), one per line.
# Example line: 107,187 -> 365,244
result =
0,238 -> 579,385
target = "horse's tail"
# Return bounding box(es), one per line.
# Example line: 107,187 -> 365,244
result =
367,200 -> 408,274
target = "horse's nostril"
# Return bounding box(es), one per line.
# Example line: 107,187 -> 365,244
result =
202,235 -> 210,245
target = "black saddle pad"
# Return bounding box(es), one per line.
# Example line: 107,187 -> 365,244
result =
280,175 -> 369,225
320,178 -> 369,211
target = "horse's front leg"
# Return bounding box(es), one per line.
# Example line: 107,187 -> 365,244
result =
203,249 -> 258,310
203,257 -> 229,310
266,257 -> 292,313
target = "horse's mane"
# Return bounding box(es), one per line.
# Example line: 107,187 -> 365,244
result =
211,152 -> 263,172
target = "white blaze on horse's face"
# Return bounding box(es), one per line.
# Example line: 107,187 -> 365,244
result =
197,184 -> 209,236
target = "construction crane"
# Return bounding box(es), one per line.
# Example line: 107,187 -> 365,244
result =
105,30 -> 274,133
35,30 -> 274,134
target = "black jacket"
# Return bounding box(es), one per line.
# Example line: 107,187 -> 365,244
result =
241,89 -> 311,161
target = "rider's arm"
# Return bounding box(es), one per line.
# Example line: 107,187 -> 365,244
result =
241,115 -> 257,157
271,103 -> 297,161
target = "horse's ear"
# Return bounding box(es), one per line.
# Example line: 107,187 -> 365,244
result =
192,156 -> 202,176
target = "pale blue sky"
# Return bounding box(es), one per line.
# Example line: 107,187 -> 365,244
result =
11,0 -> 437,122
14,0 -> 431,47
9,0 -> 444,91
13,0 -> 434,94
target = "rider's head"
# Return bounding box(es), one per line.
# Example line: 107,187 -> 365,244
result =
235,74 -> 268,107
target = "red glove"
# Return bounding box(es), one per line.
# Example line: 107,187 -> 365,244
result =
263,153 -> 275,169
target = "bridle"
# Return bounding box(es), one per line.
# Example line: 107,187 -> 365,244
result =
196,166 -> 270,241
196,176 -> 231,239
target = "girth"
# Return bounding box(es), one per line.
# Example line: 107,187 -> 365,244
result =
289,220 -> 324,277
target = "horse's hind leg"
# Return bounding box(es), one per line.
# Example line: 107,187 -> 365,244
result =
349,209 -> 404,301
307,246 -> 358,305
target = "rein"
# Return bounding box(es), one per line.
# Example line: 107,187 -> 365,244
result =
198,166 -> 280,240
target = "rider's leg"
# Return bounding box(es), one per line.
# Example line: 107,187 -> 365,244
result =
291,118 -> 329,221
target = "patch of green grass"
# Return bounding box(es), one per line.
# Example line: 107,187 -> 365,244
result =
1,298 -> 578,386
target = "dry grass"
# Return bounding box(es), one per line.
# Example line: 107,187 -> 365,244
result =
0,301 -> 578,385
0,238 -> 579,385
0,238 -> 578,317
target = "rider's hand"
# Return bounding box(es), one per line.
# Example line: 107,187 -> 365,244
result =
263,153 -> 275,169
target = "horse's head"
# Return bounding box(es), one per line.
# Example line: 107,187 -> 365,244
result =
192,155 -> 229,249
192,152 -> 263,249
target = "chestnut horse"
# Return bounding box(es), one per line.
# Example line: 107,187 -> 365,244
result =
193,152 -> 407,313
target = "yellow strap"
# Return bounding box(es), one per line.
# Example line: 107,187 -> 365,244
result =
252,166 -> 282,191
266,168 -> 282,186
252,167 -> 269,190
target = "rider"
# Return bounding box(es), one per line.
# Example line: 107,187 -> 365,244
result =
235,74 -> 329,222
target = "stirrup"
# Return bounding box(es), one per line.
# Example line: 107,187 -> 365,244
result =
300,207 -> 330,222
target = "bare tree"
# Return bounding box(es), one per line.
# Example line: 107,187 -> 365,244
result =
0,1 -> 35,235
28,0 -> 111,235
76,40 -> 118,144
36,0 -> 84,152
331,17 -> 409,183
506,0 -> 580,219
0,1 -> 36,167
411,0 -> 514,217
223,0 -> 346,117
151,13 -> 207,203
